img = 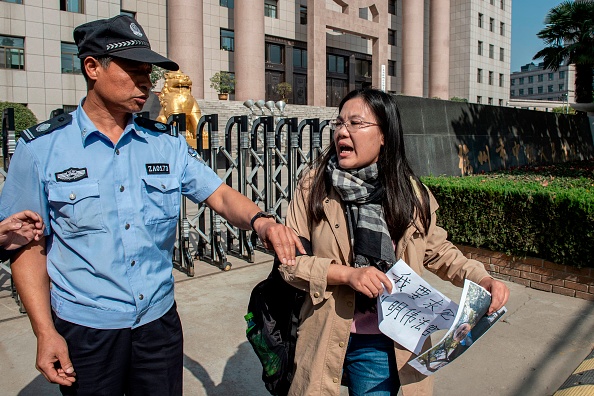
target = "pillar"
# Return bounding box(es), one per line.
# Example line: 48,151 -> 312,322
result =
235,0 -> 266,101
429,0 -> 450,99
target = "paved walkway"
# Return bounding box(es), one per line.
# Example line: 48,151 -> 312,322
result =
0,251 -> 593,396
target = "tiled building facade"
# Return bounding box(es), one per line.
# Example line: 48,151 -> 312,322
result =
0,0 -> 511,121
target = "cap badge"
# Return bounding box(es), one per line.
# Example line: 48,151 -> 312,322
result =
130,23 -> 143,38
37,123 -> 51,132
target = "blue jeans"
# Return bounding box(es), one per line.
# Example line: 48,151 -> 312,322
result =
343,333 -> 400,396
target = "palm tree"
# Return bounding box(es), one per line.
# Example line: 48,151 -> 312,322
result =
533,0 -> 594,103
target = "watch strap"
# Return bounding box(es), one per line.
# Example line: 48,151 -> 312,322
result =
250,211 -> 275,231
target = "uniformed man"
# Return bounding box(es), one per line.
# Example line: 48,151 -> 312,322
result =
0,15 -> 304,395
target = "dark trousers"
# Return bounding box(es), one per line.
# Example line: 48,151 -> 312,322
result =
54,303 -> 183,396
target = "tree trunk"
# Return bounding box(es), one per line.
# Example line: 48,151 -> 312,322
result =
574,64 -> 593,103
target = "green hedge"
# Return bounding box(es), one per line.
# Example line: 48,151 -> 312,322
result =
421,175 -> 594,268
0,101 -> 38,141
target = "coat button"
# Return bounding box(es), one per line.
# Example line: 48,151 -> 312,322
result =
325,198 -> 330,203
120,185 -> 125,192
115,149 -> 120,155
131,260 -> 136,267
125,224 -> 130,230
69,193 -> 76,200
314,292 -> 320,298
334,224 -> 339,228
333,377 -> 339,383
347,301 -> 353,307
339,342 -> 345,347
139,294 -> 144,300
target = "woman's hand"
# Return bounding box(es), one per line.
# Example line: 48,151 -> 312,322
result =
328,265 -> 393,297
479,277 -> 510,315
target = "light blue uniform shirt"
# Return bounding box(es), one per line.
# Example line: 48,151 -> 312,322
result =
0,102 -> 222,329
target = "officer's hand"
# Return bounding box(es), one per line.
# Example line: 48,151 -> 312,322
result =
36,330 -> 76,386
253,219 -> 306,266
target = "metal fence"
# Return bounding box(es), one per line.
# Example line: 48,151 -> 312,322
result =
171,113 -> 332,275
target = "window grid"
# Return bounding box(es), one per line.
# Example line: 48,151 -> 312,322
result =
0,35 -> 25,70
264,0 -> 278,18
61,42 -> 81,74
220,29 -> 234,51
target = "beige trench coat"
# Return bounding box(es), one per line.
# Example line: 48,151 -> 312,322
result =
279,176 -> 492,396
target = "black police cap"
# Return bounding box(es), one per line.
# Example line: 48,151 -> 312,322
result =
73,15 -> 179,71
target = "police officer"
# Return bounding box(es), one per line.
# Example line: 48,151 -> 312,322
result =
0,210 -> 44,261
0,15 -> 304,395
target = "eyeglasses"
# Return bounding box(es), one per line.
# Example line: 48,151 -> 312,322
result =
329,119 -> 379,132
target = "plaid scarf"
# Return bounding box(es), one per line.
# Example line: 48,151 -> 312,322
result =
327,156 -> 396,312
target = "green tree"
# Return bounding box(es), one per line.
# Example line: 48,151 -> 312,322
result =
275,82 -> 292,102
449,97 -> 468,103
0,101 -> 38,138
150,65 -> 165,89
533,1 -> 594,103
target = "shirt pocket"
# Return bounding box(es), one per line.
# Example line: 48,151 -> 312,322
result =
141,176 -> 181,225
48,181 -> 105,236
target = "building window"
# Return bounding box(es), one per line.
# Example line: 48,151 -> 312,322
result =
300,6 -> 307,24
499,99 -> 504,106
478,13 -> 483,28
499,73 -> 504,87
477,96 -> 482,104
501,0 -> 505,10
120,10 -> 136,18
388,0 -> 396,15
500,22 -> 505,36
0,35 -> 25,70
537,74 -> 544,82
264,0 -> 278,18
559,83 -> 564,91
1,0 -> 23,3
519,77 -> 524,84
511,90 -> 515,97
548,85 -> 554,93
265,43 -> 283,64
355,59 -> 372,78
559,70 -> 565,79
488,97 -> 493,105
548,72 -> 554,80
519,89 -> 524,95
478,41 -> 483,55
528,87 -> 534,95
490,0 -> 495,5
293,48 -> 307,68
489,44 -> 494,59
327,54 -> 348,74
489,18 -> 494,32
220,0 -> 234,8
499,47 -> 504,61
477,68 -> 483,83
511,78 -> 515,86
61,42 -> 81,74
388,60 -> 396,77
220,29 -> 234,51
60,0 -> 84,13
528,75 -> 534,83
388,29 -> 396,46
489,71 -> 494,85
537,86 -> 543,94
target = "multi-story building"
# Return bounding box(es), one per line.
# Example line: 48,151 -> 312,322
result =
509,62 -> 575,106
0,0 -> 512,121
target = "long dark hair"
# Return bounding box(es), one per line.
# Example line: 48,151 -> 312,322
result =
307,88 -> 431,243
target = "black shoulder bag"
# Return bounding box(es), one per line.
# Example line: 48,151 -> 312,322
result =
245,237 -> 311,396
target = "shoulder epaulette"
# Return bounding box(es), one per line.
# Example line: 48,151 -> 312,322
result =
134,116 -> 177,137
21,114 -> 72,142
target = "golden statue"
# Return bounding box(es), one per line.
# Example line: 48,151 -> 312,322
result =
156,70 -> 203,148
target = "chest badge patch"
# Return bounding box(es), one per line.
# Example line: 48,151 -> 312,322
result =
146,163 -> 170,174
55,167 -> 88,182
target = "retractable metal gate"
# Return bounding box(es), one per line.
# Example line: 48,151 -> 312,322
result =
172,113 -> 332,275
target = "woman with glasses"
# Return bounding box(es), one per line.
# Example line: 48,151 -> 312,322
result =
278,88 -> 509,396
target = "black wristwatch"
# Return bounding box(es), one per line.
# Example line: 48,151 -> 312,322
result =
250,211 -> 276,231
